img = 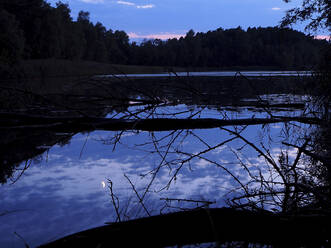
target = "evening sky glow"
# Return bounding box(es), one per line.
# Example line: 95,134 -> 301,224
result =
44,0 -> 324,40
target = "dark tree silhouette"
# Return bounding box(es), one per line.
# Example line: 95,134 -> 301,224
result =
0,9 -> 24,65
0,0 -> 328,70
281,0 -> 331,31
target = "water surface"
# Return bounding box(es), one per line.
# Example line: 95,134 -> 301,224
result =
0,77 -> 317,247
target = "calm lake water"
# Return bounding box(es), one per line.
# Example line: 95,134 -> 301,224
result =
0,76 -> 317,247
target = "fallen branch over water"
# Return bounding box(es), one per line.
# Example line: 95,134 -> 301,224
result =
0,113 -> 321,132
38,208 -> 330,247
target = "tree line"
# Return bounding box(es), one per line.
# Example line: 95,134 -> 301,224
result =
134,27 -> 328,68
0,0 -> 328,69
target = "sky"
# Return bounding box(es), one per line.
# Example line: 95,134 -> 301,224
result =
45,0 -> 321,40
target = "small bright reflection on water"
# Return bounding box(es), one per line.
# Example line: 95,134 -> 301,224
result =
101,181 -> 106,188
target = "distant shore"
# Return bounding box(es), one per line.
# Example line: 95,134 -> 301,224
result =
20,59 -> 313,79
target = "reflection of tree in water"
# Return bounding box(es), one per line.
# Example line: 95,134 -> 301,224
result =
1,75 -> 330,246
0,128 -> 74,184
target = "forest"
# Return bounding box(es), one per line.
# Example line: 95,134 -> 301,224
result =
0,0 -> 329,72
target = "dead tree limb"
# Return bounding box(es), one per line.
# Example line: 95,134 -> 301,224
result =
1,115 -> 322,132
38,208 -> 331,248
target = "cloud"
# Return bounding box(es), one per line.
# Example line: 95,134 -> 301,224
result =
115,1 -> 155,9
128,32 -> 184,40
136,4 -> 155,9
116,0 -> 135,6
271,7 -> 281,11
314,35 -> 331,41
81,0 -> 104,3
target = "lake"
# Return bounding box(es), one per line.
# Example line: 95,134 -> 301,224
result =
0,74 -> 328,247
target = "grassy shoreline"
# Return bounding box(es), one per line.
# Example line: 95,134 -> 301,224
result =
20,59 -> 306,79
0,58 -> 313,102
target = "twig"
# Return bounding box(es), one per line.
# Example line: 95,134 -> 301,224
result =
14,232 -> 30,248
108,180 -> 121,222
124,174 -> 151,216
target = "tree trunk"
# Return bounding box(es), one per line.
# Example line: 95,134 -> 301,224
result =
38,208 -> 331,247
1,113 -> 322,132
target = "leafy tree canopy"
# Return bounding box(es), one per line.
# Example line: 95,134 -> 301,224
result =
281,0 -> 331,32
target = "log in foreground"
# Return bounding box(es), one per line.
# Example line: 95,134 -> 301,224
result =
38,208 -> 330,247
1,113 -> 321,132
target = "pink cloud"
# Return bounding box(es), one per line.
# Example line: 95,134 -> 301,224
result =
314,35 -> 331,41
128,32 -> 185,40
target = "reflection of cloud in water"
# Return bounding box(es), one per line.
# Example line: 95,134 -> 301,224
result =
47,154 -> 63,160
0,158 -> 132,247
195,159 -> 211,168
211,145 -> 228,154
0,194 -> 110,248
273,124 -> 282,129
0,120 -> 298,247
162,174 -> 229,199
0,154 -> 232,247
272,147 -> 298,160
